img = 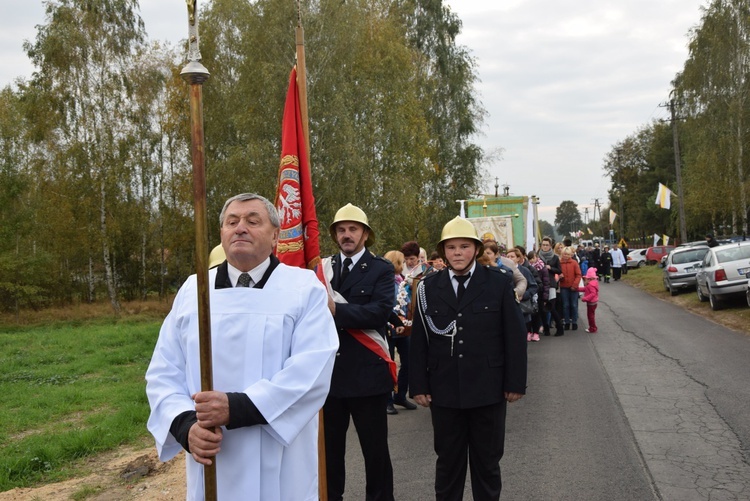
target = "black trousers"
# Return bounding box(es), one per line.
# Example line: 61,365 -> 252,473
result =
430,401 -> 507,501
612,267 -> 622,280
324,393 -> 394,501
387,334 -> 410,402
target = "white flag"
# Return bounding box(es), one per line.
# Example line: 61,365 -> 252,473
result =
653,233 -> 660,246
609,210 -> 617,225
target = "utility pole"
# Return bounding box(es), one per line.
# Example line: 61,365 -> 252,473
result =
668,95 -> 688,243
592,198 -> 601,223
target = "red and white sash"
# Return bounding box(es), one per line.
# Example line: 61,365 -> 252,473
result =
316,257 -> 398,386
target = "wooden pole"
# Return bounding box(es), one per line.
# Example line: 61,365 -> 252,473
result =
295,7 -> 327,500
181,2 -> 216,499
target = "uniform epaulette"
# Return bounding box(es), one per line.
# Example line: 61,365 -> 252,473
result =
371,253 -> 390,264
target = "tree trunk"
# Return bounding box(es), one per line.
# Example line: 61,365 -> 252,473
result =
101,178 -> 121,314
141,230 -> 147,300
88,255 -> 95,303
736,118 -> 748,234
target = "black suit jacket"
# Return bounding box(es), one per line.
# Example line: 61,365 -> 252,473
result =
328,250 -> 396,398
409,264 -> 527,408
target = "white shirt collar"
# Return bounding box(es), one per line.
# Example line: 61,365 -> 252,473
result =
340,247 -> 367,268
227,256 -> 271,287
449,261 -> 477,285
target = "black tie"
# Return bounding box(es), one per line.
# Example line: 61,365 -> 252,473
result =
340,258 -> 352,285
237,272 -> 251,287
455,273 -> 470,303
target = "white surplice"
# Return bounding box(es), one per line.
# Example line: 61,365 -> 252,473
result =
146,263 -> 338,501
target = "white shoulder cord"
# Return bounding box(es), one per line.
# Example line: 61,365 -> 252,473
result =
417,280 -> 459,354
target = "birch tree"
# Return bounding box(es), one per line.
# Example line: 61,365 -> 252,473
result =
24,0 -> 146,311
676,0 -> 750,234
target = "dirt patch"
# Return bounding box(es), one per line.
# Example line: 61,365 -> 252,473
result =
0,446 -> 186,501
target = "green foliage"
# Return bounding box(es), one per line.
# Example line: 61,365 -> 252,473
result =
199,0 -> 484,254
555,201 -> 583,236
602,123 -> 678,244
539,220 -> 556,240
602,0 -> 750,242
1,0 -> 485,309
0,319 -> 157,490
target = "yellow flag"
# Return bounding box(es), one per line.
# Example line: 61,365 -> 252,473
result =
656,183 -> 671,209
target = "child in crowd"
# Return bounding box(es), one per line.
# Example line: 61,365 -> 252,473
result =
579,267 -> 599,333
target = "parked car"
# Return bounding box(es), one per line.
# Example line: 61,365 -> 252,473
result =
661,241 -> 709,267
646,245 -> 675,265
747,282 -> 750,308
627,249 -> 647,268
695,241 -> 750,310
662,246 -> 710,296
677,240 -> 710,249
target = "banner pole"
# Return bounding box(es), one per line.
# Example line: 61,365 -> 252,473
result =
295,6 -> 327,499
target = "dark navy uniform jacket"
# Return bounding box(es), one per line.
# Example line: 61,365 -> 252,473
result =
328,250 -> 395,398
409,264 -> 527,408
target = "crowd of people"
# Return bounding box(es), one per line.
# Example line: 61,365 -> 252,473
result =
146,194 -> 626,500
385,234 -> 615,343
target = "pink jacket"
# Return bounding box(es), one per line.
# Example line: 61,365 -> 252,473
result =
578,279 -> 599,303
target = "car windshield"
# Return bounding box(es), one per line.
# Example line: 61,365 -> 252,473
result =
715,245 -> 750,264
672,248 -> 708,265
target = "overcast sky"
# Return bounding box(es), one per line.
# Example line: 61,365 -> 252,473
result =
1,0 -> 706,224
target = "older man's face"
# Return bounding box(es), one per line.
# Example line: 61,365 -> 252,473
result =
335,221 -> 368,257
220,199 -> 279,271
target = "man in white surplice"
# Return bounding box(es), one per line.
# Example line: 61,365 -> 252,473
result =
146,193 -> 338,501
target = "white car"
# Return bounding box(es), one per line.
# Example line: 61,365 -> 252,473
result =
695,241 -> 750,310
627,249 -> 647,268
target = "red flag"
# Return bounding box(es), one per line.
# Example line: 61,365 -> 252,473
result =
274,67 -> 320,269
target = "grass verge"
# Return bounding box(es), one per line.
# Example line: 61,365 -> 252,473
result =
621,265 -> 750,335
0,314 -> 162,491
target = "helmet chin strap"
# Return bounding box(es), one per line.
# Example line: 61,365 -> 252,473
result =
341,229 -> 368,257
448,257 -> 476,275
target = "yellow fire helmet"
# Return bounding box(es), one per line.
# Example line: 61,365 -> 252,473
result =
437,216 -> 482,257
208,244 -> 226,269
329,203 -> 375,246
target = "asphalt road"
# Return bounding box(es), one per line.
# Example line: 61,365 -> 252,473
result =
343,279 -> 750,500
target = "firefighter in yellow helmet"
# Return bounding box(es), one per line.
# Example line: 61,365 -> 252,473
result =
410,216 -> 527,500
323,203 -> 396,500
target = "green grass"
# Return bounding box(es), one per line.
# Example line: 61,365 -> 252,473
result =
622,264 -> 750,333
620,264 -> 666,293
71,483 -> 103,500
0,318 -> 160,491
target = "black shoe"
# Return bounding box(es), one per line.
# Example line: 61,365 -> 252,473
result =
393,397 -> 417,410
564,323 -> 570,330
554,328 -> 565,336
386,404 -> 398,415
572,323 -> 578,331
543,330 -> 551,336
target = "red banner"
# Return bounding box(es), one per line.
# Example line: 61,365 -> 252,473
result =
274,67 -> 320,269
